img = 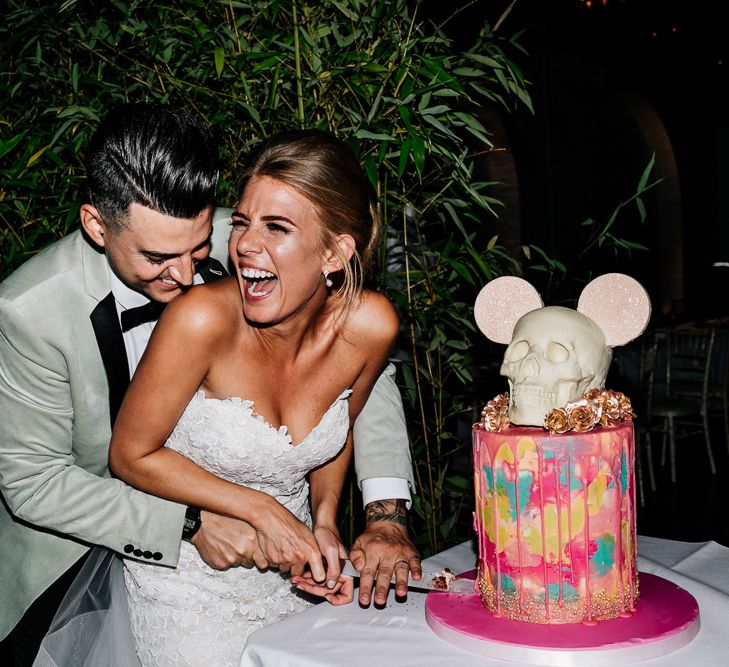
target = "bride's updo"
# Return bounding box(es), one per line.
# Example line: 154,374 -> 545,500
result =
238,130 -> 379,314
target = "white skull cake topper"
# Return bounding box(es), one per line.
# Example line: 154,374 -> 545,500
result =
474,273 -> 651,426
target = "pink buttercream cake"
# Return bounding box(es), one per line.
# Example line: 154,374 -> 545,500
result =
473,421 -> 639,624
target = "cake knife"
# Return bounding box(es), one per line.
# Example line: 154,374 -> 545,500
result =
340,561 -> 476,593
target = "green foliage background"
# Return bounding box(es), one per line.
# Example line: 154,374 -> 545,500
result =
1,0 -> 654,554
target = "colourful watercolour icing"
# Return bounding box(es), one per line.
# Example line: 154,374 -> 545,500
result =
473,422 -> 639,624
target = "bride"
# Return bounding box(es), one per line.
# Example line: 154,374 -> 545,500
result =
107,129 -> 399,666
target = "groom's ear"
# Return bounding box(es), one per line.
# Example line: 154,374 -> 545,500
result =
80,204 -> 109,248
322,234 -> 356,273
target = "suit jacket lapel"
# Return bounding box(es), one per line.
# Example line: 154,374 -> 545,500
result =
90,292 -> 130,428
80,232 -> 125,429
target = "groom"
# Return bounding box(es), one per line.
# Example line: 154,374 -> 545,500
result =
0,104 -> 418,665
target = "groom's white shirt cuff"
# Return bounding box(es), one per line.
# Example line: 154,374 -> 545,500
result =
361,478 -> 412,509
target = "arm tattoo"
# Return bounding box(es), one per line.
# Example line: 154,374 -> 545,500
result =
365,499 -> 408,527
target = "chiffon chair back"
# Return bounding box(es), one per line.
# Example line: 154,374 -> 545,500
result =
644,328 -> 717,484
704,328 -> 729,454
634,332 -> 659,505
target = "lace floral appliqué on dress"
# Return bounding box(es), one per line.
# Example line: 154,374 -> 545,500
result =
123,390 -> 351,667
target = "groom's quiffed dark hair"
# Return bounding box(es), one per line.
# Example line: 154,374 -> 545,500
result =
85,103 -> 218,233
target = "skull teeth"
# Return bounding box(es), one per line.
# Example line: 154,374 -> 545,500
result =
512,387 -> 556,402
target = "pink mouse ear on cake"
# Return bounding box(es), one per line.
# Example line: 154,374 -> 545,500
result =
474,276 -> 543,344
577,273 -> 651,347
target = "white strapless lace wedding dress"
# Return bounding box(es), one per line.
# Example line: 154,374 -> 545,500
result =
123,389 -> 351,667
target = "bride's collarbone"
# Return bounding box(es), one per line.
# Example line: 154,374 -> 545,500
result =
203,366 -> 349,420
235,340 -> 360,383
203,339 -> 358,435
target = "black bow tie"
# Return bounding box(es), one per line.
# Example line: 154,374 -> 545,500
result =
120,301 -> 167,332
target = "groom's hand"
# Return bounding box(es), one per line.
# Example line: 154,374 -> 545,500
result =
192,511 -> 268,570
349,499 -> 421,606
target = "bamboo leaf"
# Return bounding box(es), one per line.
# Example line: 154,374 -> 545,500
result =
638,153 -> 656,191
466,245 -> 493,280
411,135 -> 425,177
397,138 -> 412,180
442,201 -> 468,239
465,53 -> 503,68
0,132 -> 27,160
214,47 -> 225,77
420,105 -> 450,115
422,113 -> 458,141
445,475 -> 471,491
363,155 -> 378,189
438,512 -> 457,539
26,145 -> 49,168
398,105 -> 414,135
619,240 -> 649,250
445,258 -> 474,285
355,129 -> 394,141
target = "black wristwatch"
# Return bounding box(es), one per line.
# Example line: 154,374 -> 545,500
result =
182,506 -> 202,541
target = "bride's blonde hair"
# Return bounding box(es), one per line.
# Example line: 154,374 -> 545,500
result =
238,130 -> 379,316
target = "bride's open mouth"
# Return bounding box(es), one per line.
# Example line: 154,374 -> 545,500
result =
241,267 -> 278,298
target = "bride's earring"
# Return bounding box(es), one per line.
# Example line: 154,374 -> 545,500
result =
323,270 -> 333,288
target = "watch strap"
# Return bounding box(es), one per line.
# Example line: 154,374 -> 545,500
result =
182,506 -> 202,541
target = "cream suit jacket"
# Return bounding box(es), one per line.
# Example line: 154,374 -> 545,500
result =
0,208 -> 413,639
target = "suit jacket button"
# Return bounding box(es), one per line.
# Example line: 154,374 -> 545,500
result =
143,550 -> 152,559
133,549 -> 143,557
152,552 -> 163,561
124,544 -> 134,554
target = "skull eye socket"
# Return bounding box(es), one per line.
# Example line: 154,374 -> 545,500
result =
546,341 -> 570,363
504,340 -> 529,362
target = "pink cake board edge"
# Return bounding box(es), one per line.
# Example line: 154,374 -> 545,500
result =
425,572 -> 700,666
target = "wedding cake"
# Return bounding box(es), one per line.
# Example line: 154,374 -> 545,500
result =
472,274 -> 650,624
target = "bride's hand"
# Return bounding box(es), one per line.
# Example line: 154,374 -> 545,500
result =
290,526 -> 354,606
290,570 -> 354,605
312,524 -> 348,591
250,495 -> 325,581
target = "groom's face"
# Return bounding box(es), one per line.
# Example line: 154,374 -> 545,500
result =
101,203 -> 213,303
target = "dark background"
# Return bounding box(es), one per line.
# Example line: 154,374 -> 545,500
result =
421,0 -> 729,546
422,0 -> 729,325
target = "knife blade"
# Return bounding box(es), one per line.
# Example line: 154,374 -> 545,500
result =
340,561 -> 476,593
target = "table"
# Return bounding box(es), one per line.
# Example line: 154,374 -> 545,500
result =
239,536 -> 729,666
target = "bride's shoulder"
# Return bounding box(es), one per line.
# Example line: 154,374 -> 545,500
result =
159,277 -> 239,340
345,289 -> 399,343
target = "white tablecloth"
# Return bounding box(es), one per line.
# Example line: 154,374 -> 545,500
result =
239,536 -> 729,667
